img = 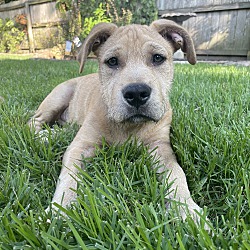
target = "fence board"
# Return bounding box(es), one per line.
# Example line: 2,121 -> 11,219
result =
236,10 -> 248,49
30,2 -> 62,23
244,10 -> 250,51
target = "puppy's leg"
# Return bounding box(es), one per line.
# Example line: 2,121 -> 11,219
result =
51,129 -> 95,208
29,80 -> 77,133
150,142 -> 203,222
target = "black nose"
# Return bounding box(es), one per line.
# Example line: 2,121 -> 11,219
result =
122,83 -> 151,108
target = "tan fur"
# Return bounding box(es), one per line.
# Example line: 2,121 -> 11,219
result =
29,20 -> 206,224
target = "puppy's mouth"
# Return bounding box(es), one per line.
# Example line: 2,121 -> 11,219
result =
125,114 -> 156,123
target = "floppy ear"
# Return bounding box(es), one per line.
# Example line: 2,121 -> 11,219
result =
150,19 -> 196,65
77,22 -> 118,73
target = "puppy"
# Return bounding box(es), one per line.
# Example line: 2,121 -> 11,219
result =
29,20 -> 205,224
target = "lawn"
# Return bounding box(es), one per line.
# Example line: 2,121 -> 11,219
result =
0,54 -> 249,249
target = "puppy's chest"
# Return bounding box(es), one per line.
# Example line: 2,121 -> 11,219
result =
104,122 -> 157,145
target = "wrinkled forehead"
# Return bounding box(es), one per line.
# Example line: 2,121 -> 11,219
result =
99,24 -> 172,60
113,25 -> 157,42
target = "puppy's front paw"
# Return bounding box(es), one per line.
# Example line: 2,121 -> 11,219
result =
28,118 -> 43,133
167,201 -> 211,231
45,200 -> 76,218
45,203 -> 65,215
183,206 -> 211,232
45,204 -> 57,215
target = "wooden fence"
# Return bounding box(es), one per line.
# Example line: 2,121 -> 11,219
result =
0,0 -> 65,52
1,0 -> 249,59
157,0 -> 250,60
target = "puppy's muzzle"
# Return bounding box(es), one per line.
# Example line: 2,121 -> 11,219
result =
122,83 -> 151,109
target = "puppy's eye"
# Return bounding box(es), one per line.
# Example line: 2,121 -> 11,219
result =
152,54 -> 166,65
106,57 -> 119,68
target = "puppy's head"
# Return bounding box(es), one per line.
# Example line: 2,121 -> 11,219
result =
78,20 -> 196,123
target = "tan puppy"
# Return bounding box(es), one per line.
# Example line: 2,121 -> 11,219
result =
29,20 -> 204,223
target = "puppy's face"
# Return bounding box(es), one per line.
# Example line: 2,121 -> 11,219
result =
98,25 -> 174,123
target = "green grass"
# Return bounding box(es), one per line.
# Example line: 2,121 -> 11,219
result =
0,55 -> 249,249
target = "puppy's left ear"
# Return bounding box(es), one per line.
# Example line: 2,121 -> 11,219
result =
77,22 -> 118,73
150,19 -> 196,65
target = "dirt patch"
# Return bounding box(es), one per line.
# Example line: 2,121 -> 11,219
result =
175,60 -> 250,67
199,60 -> 250,67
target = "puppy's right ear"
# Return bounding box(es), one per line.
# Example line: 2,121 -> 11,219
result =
77,22 -> 118,73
